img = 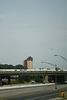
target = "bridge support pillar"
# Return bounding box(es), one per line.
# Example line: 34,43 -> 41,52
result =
45,75 -> 48,83
8,76 -> 11,84
0,76 -> 2,86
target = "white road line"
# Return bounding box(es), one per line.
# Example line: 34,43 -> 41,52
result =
48,97 -> 61,100
26,92 -> 59,100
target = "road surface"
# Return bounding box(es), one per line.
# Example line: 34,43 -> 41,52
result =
5,88 -> 67,100
0,84 -> 67,100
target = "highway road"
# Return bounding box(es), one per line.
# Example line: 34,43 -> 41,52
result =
0,84 -> 67,100
5,88 -> 67,100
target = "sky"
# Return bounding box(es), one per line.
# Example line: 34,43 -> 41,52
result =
0,0 -> 67,70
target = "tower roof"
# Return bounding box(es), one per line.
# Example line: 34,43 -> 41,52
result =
27,56 -> 33,61
28,56 -> 33,58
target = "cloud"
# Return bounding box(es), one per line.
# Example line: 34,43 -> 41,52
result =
0,14 -> 6,18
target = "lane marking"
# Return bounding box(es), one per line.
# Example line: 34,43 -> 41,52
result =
48,97 -> 61,100
26,92 -> 59,100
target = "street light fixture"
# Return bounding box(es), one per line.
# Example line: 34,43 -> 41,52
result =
54,55 -> 67,70
54,55 -> 67,62
41,62 -> 57,89
41,62 -> 58,71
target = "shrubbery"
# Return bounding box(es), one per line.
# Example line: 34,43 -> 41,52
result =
0,64 -> 24,69
17,75 -> 44,83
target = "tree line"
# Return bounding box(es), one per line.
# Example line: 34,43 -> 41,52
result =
0,64 -> 24,69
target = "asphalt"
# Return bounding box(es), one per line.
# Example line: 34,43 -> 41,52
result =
0,83 -> 67,100
5,87 -> 67,100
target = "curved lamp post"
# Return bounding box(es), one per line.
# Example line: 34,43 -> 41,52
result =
54,55 -> 67,62
41,62 -> 57,89
54,55 -> 67,70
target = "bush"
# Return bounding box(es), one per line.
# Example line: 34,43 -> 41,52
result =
18,75 -> 24,83
35,78 -> 44,83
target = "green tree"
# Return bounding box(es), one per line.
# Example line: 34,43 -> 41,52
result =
14,64 -> 24,69
0,64 -> 24,69
18,75 -> 24,83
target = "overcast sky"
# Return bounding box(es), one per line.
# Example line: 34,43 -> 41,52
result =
0,0 -> 67,70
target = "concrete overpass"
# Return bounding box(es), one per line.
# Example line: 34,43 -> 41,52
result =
0,70 -> 67,85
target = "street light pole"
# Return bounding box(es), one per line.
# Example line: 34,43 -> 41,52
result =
54,55 -> 67,70
41,62 -> 57,89
55,63 -> 57,89
54,55 -> 67,62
